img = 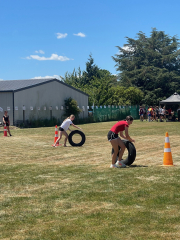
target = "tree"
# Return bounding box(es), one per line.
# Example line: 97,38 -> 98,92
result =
113,29 -> 180,104
106,86 -> 143,106
82,54 -> 100,85
64,97 -> 81,117
62,54 -> 144,107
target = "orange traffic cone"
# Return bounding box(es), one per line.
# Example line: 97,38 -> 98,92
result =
52,125 -> 59,146
3,124 -> 7,137
163,132 -> 173,166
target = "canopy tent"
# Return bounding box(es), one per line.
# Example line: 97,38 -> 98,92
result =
159,92 -> 180,105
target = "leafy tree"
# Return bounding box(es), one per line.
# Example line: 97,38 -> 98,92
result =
82,54 -> 100,85
113,29 -> 180,104
62,54 -> 144,107
107,86 -> 143,105
62,68 -> 82,89
62,54 -> 102,88
64,97 -> 81,117
88,73 -> 115,106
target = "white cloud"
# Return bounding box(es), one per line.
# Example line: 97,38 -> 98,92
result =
26,53 -> 72,61
122,46 -> 135,52
0,78 -> 3,81
73,32 -> 86,37
32,75 -> 62,80
117,46 -> 135,55
56,33 -> 68,39
35,50 -> 45,54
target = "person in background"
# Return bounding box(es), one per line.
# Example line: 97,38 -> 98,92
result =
167,108 -> 172,117
143,107 -> 147,121
3,111 -> 12,136
139,106 -> 144,121
177,106 -> 180,121
151,106 -> 154,121
153,107 -> 156,121
165,108 -> 169,121
161,106 -> 166,121
147,107 -> 151,122
171,111 -> 176,121
159,106 -> 163,122
155,106 -> 159,121
148,106 -> 153,122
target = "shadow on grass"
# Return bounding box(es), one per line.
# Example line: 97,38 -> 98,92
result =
129,164 -> 148,168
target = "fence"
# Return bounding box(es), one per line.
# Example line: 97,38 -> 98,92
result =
91,105 -> 139,122
12,105 -> 140,127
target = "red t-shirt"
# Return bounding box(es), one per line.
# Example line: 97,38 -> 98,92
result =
168,109 -> 172,114
110,121 -> 129,134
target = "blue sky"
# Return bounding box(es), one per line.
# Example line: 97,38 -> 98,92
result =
0,0 -> 180,80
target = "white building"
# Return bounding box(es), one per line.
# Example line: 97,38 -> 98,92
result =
0,78 -> 88,125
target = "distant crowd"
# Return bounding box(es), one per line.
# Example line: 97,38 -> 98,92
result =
139,106 -> 177,122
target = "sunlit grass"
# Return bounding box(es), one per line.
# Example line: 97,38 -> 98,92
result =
0,121 -> 180,239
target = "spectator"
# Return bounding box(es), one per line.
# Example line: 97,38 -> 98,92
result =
177,106 -> 180,121
171,111 -> 176,121
139,106 -> 144,121
159,106 -> 163,122
147,106 -> 151,122
161,106 -> 166,121
143,107 -> 147,121
165,108 -> 169,121
155,106 -> 159,121
167,108 -> 172,117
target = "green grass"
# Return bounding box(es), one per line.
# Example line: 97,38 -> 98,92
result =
1,121 -> 180,239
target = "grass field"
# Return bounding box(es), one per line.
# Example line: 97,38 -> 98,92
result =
1,120 -> 180,240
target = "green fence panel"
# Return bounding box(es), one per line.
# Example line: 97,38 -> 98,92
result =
92,105 -> 139,122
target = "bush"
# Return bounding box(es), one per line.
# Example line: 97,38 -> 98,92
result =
64,97 -> 82,118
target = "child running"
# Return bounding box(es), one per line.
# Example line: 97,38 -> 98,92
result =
53,115 -> 82,147
107,116 -> 135,168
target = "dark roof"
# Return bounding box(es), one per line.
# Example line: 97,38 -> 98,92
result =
0,78 -> 88,96
159,92 -> 180,104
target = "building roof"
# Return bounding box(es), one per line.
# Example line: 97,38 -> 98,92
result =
0,78 -> 88,96
0,78 -> 53,91
159,92 -> 180,104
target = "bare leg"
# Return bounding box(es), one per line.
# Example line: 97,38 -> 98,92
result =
110,138 -> 125,164
6,126 -> 11,136
62,131 -> 69,147
110,139 -> 119,164
117,138 -> 126,161
53,131 -> 63,147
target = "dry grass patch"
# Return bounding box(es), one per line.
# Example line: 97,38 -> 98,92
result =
1,121 -> 180,239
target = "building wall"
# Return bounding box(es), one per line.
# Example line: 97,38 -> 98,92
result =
14,80 -> 88,123
0,92 -> 13,124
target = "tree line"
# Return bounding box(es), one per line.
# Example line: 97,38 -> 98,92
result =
62,28 -> 180,106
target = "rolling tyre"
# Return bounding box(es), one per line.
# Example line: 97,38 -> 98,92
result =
68,130 -> 86,147
111,139 -> 136,166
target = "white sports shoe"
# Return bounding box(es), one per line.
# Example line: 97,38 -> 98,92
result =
115,160 -> 126,168
110,164 -> 120,168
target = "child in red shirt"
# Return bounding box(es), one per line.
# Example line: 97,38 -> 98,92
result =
107,116 -> 135,168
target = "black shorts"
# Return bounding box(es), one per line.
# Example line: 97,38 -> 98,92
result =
107,131 -> 119,141
59,127 -> 64,131
4,122 -> 9,127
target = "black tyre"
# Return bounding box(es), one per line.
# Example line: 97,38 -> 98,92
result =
111,140 -> 136,166
68,130 -> 86,147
